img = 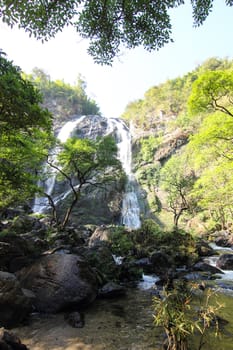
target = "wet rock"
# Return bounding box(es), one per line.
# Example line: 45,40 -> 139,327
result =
0,328 -> 29,349
216,254 -> 233,270
18,253 -> 98,313
99,282 -> 127,298
196,241 -> 215,257
193,262 -> 223,275
184,272 -> 207,281
64,311 -> 85,328
0,271 -> 33,328
215,235 -> 232,248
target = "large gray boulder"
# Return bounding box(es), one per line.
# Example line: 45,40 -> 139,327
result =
18,253 -> 98,313
0,271 -> 33,328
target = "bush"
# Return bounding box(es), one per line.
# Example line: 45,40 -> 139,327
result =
153,281 -> 222,350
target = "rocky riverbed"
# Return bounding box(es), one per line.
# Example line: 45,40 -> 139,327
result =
14,287 -> 162,350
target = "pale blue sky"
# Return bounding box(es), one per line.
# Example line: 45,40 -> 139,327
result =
1,0 -> 233,118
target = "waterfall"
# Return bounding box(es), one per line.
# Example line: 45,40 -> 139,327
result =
33,115 -> 141,230
107,118 -> 141,229
33,116 -> 86,213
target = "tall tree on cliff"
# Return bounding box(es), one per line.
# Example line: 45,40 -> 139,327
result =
0,1 -> 233,64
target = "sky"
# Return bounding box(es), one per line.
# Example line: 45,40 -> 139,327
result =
1,0 -> 233,119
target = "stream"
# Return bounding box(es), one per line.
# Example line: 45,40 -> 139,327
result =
14,246 -> 233,350
14,283 -> 162,350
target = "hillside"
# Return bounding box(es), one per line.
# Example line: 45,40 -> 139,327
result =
122,57 -> 233,233
25,68 -> 100,128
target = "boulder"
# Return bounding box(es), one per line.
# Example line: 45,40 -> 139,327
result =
64,311 -> 85,328
130,258 -> 154,273
75,245 -> 118,283
192,262 -> 223,275
215,235 -> 232,248
99,281 -> 126,298
196,241 -> 215,257
18,253 -> 98,313
216,254 -> 233,270
0,328 -> 29,349
0,234 -> 40,272
0,271 -> 33,328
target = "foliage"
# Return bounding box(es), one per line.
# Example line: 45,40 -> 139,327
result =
122,76 -> 192,130
186,109 -> 233,229
1,1 -> 233,64
26,69 -> 100,122
122,57 -> 233,231
45,135 -> 122,228
0,52 -> 53,208
160,154 -> 196,227
110,220 -> 196,265
110,226 -> 135,256
188,70 -> 233,117
153,281 -> 222,350
136,136 -> 162,164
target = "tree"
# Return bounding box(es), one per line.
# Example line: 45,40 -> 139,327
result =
1,1 -> 233,64
160,154 -> 196,228
0,51 -> 53,209
192,164 -> 233,229
185,112 -> 233,228
45,135 -> 122,228
186,68 -> 233,229
188,70 -> 233,117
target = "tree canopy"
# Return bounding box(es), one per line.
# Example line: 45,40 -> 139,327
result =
1,1 -> 233,64
122,57 -> 233,231
0,52 -> 54,208
46,135 -> 122,228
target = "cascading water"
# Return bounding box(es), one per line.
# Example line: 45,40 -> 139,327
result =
33,115 -> 141,229
107,118 -> 141,229
33,116 -> 86,213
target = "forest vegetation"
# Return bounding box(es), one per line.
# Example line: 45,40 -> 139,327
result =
1,4 -> 233,349
122,57 -> 233,232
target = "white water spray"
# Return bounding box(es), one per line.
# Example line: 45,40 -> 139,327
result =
107,118 -> 141,229
33,116 -> 86,213
33,115 -> 141,229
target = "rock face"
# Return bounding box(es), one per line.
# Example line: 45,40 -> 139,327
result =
18,253 -> 98,313
0,271 -> 33,328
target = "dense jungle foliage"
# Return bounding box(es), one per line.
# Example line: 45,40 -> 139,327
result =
122,57 -> 233,232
